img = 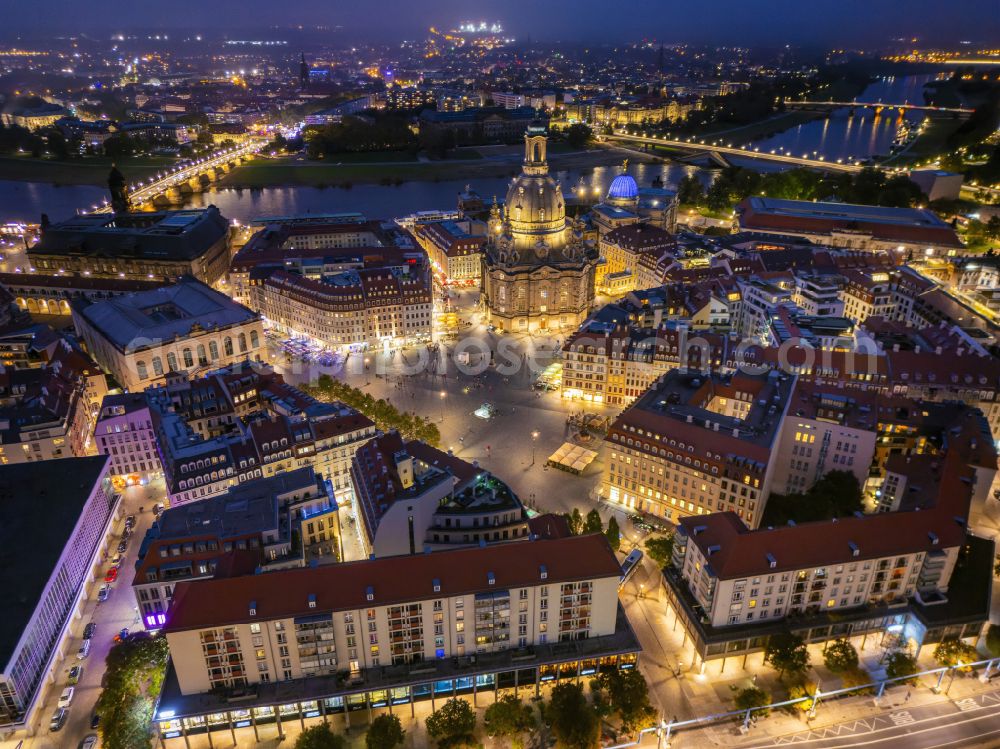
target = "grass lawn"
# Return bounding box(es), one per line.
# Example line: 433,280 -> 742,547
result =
696,111 -> 824,142
223,158 -> 503,187
0,154 -> 180,185
451,148 -> 484,160
881,114 -> 966,167
323,151 -> 418,163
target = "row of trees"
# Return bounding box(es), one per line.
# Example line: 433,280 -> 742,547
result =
310,373 -> 441,446
677,166 -> 926,215
304,115 -> 417,159
735,631 -> 982,717
96,634 -> 170,749
563,507 -> 622,551
295,674 -> 654,749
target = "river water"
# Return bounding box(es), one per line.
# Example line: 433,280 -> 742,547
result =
0,161 -> 703,224
745,73 -> 950,163
0,73 -> 952,224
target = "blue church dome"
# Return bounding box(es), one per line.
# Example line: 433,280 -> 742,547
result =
607,173 -> 639,200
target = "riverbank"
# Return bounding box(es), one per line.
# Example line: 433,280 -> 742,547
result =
0,155 -> 179,185
218,147 -> 649,188
698,110 -> 825,143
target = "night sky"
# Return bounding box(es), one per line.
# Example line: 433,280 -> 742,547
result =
0,0 -> 998,45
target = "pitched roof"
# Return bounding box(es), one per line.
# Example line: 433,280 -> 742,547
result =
164,533 -> 620,632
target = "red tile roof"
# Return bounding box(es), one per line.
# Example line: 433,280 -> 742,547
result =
164,533 -> 621,632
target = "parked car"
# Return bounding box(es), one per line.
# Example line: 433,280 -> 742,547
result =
67,665 -> 82,685
97,585 -> 111,602
50,707 -> 68,732
80,734 -> 99,749
117,540 -> 128,554
77,640 -> 91,659
110,553 -> 122,566
125,514 -> 136,527
83,622 -> 96,639
90,713 -> 101,730
57,687 -> 75,708
104,567 -> 118,583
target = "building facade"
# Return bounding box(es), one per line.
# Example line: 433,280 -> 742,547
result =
30,207 -> 233,285
0,457 -> 118,733
480,124 -> 598,333
154,534 -> 639,742
351,432 -> 529,558
72,277 -> 265,392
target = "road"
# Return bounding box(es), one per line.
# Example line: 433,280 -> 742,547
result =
606,132 -> 865,172
6,480 -> 164,749
733,688 -> 1000,749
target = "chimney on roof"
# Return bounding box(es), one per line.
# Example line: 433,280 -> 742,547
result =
733,428 -> 740,437
693,524 -> 707,536
707,544 -> 721,555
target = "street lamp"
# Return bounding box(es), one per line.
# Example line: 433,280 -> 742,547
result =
531,430 -> 539,466
439,390 -> 446,422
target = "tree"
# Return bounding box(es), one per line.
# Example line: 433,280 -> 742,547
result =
677,174 -> 703,206
294,724 -> 347,749
787,681 -> 818,713
732,685 -> 770,714
564,123 -> 593,150
933,638 -> 980,670
761,471 -> 862,527
97,634 -> 169,749
565,508 -> 584,536
823,639 -> 859,674
483,694 -> 536,739
582,509 -> 603,535
644,534 -> 675,567
764,632 -> 809,681
366,714 -> 405,749
425,697 -> 476,743
596,668 -> 656,733
547,683 -> 599,749
885,651 -> 919,683
987,624 -> 1000,657
605,516 -> 621,552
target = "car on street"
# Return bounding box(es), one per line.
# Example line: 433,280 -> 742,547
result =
83,622 -> 96,639
77,640 -> 91,659
117,540 -> 128,554
90,713 -> 101,730
80,734 -> 99,749
97,585 -> 111,602
111,552 -> 122,566
67,665 -> 82,685
104,568 -> 118,583
125,514 -> 136,527
57,687 -> 75,708
50,707 -> 68,732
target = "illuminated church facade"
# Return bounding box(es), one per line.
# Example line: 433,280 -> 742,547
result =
480,123 -> 598,333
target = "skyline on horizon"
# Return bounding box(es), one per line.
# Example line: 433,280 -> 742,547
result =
0,0 -> 997,47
